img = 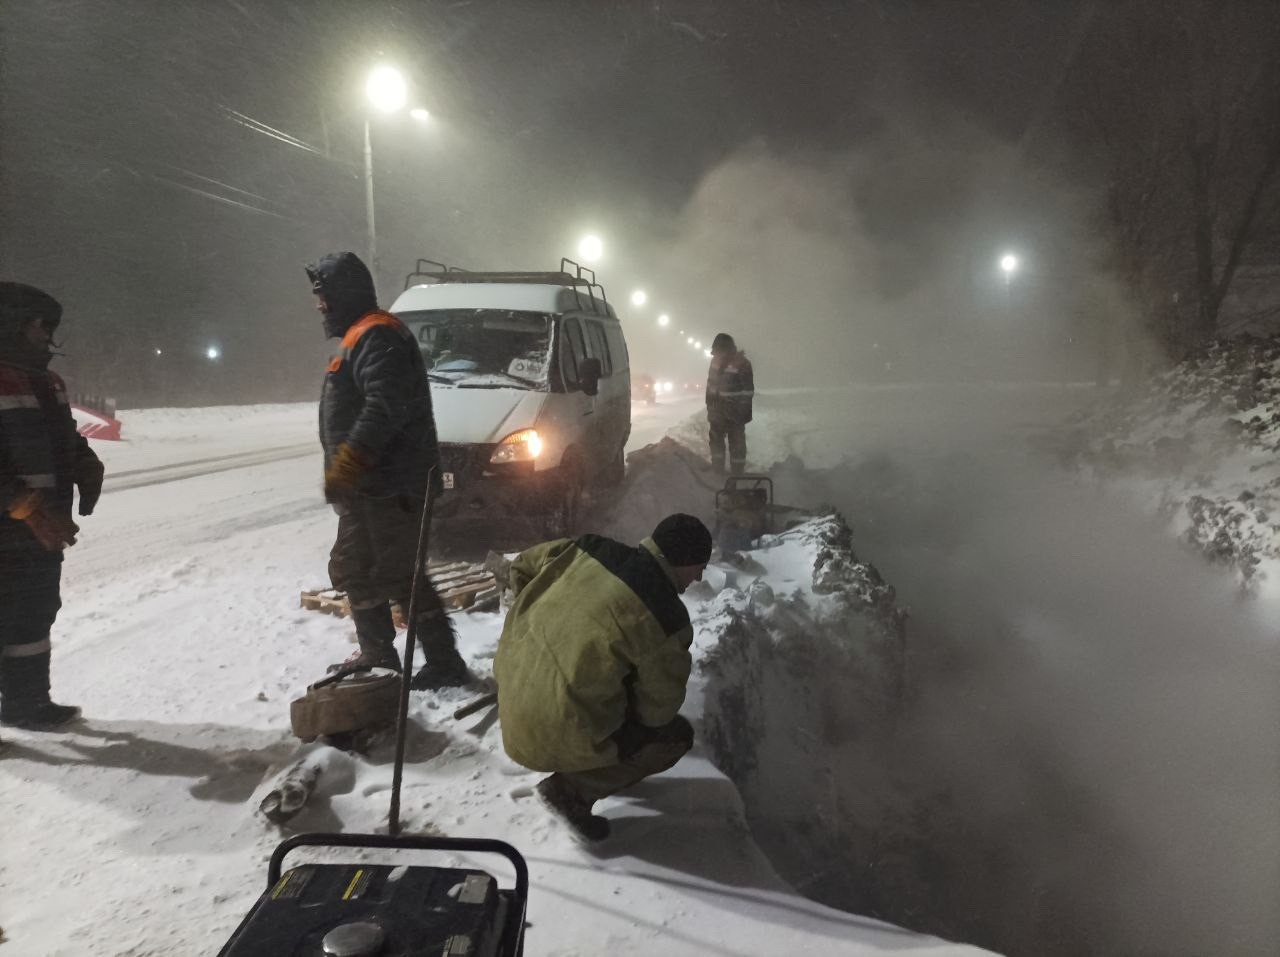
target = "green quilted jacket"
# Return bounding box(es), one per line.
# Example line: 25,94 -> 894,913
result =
494,534 -> 693,772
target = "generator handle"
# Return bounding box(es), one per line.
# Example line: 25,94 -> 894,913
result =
269,831 -> 527,889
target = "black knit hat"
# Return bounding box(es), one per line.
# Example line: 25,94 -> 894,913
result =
652,513 -> 713,566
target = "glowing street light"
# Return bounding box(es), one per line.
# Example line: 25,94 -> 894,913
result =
577,234 -> 603,263
154,348 -> 163,356
704,349 -> 712,358
657,313 -> 670,327
206,346 -> 220,361
366,64 -> 408,113
686,336 -> 695,345
630,289 -> 647,307
362,64 -> 430,282
999,252 -> 1019,278
694,340 -> 702,349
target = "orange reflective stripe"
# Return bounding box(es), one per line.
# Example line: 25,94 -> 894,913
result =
340,311 -> 406,350
327,356 -> 343,373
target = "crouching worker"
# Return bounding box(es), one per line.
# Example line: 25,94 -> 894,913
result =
493,514 -> 711,842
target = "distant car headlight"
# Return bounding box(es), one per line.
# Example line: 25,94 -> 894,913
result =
490,428 -> 543,464
661,381 -> 674,393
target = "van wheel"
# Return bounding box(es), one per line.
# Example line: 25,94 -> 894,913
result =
598,445 -> 625,487
545,461 -> 583,538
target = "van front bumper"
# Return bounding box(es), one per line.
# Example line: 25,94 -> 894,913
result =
434,443 -> 561,518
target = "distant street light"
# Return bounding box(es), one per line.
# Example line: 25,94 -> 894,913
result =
154,348 -> 163,356
703,349 -> 712,358
366,65 -> 408,113
206,346 -> 220,361
409,108 -> 430,122
630,289 -> 647,307
999,251 -> 1020,308
687,336 -> 695,345
657,313 -> 670,327
694,340 -> 702,349
577,234 -> 603,263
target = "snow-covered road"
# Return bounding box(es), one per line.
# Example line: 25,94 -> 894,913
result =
0,395 -> 990,956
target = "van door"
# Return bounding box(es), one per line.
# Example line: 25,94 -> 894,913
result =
582,318 -> 627,468
554,315 -> 596,475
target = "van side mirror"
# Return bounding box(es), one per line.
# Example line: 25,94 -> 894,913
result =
580,357 -> 602,396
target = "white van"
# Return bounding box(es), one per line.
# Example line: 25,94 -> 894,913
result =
389,260 -> 630,532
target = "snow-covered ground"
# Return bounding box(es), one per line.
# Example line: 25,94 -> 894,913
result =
0,394 -> 990,956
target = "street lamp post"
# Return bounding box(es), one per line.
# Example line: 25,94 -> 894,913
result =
363,64 -> 413,280
364,119 -> 378,276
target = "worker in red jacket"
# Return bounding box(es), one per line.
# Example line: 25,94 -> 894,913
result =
0,282 -> 103,732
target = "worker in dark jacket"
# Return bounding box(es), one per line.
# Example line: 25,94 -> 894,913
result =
307,252 -> 470,690
705,332 -> 754,474
494,513 -> 711,842
0,282 -> 103,731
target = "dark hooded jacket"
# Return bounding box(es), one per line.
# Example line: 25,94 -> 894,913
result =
308,253 -> 439,499
706,339 -> 754,426
0,282 -> 101,556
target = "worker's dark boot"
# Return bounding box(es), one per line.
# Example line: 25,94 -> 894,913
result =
328,603 -> 401,673
0,652 -> 81,730
535,774 -> 610,843
409,608 -> 472,690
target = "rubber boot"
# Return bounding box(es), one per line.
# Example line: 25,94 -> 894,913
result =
329,603 -> 401,673
409,609 -> 472,690
0,651 -> 81,730
536,774 -> 610,842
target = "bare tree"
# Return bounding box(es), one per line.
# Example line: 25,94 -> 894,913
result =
1059,0 -> 1280,353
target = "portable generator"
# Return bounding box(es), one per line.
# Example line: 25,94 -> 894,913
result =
714,474 -> 776,550
218,833 -> 527,956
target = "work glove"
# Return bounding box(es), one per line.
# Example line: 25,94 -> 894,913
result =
8,489 -> 79,551
323,443 -> 371,505
75,455 -> 105,516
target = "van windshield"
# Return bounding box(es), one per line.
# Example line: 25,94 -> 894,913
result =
398,309 -> 553,389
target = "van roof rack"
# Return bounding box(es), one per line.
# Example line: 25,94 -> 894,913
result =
403,257 -> 611,315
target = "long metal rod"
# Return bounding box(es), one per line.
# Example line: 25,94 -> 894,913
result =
388,467 -> 436,835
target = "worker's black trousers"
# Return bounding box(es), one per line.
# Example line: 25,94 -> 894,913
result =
328,494 -> 453,656
0,542 -> 62,707
708,416 -> 748,474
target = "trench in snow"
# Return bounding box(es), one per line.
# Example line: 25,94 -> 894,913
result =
697,446 -> 1280,957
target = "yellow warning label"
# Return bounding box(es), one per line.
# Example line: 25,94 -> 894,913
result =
270,871 -> 293,900
342,868 -> 365,901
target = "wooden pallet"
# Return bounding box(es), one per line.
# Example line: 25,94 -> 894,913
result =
300,559 -> 499,620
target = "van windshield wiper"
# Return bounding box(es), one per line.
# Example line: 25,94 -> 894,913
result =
456,371 -> 541,388
427,372 -> 456,384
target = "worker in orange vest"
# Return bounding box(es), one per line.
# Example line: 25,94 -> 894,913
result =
307,252 -> 470,689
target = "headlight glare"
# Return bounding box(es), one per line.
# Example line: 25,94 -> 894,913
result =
490,428 -> 543,464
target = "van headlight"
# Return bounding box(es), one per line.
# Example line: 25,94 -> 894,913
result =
490,429 -> 543,464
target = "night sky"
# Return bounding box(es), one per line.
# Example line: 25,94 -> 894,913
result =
2,1 -> 1089,404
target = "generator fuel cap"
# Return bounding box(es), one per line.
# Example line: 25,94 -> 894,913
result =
322,920 -> 386,956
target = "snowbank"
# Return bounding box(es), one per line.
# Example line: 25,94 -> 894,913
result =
1065,338 -> 1280,592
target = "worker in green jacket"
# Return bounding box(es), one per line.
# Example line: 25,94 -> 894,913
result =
493,513 -> 712,842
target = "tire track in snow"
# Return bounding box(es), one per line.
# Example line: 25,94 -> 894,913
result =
102,442 -> 318,492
